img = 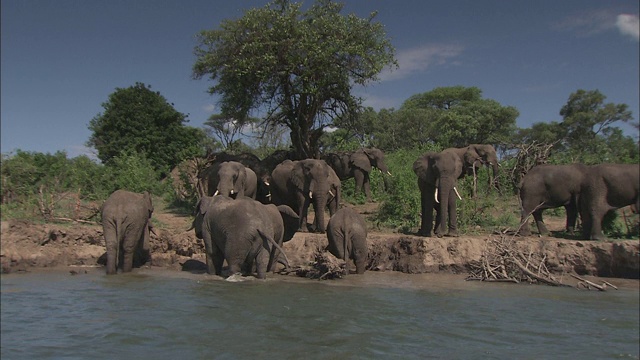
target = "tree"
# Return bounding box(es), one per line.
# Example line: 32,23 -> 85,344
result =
397,86 -> 518,148
559,89 -> 633,153
88,82 -> 206,175
203,113 -> 258,151
192,0 -> 397,159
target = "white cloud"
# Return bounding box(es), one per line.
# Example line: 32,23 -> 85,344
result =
553,9 -> 615,36
616,14 -> 639,41
378,44 -> 464,82
554,10 -> 639,41
202,104 -> 216,113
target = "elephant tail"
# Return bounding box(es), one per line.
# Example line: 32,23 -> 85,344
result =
258,229 -> 290,270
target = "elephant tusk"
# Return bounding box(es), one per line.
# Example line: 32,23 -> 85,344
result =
328,190 -> 335,197
213,190 -> 219,196
434,188 -> 439,204
454,186 -> 462,200
309,191 -> 313,199
264,181 -> 270,186
387,171 -> 392,177
230,189 -> 235,195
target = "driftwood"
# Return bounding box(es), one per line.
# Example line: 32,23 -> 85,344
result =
466,235 -> 570,287
570,274 -> 618,291
286,251 -> 346,280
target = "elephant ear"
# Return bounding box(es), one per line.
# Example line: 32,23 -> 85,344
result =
350,152 -> 372,172
412,156 -> 429,179
198,196 -> 212,215
143,191 -> 154,216
290,162 -> 306,191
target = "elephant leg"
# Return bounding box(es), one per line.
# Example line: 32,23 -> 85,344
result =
565,204 -> 578,235
418,187 -> 434,237
297,195 -> 310,232
446,190 -> 458,237
255,251 -> 269,279
363,173 -> 372,202
353,170 -> 366,199
587,208 -> 607,240
533,210 -> 549,235
122,249 -> 134,273
121,232 -> 138,273
104,225 -> 119,275
354,258 -> 366,274
210,247 -> 224,275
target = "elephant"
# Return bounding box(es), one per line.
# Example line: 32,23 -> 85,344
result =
192,195 -> 299,278
326,207 -> 368,275
580,163 -> 639,240
198,161 -> 257,199
413,150 -> 464,237
270,159 -> 339,233
445,144 -> 499,196
324,147 -> 391,202
101,190 -> 154,275
518,164 -> 589,236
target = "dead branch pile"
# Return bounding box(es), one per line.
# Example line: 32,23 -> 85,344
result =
509,141 -> 555,192
466,235 -> 570,287
290,251 -> 346,280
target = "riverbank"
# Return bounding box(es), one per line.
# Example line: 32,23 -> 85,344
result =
2,212 -> 638,281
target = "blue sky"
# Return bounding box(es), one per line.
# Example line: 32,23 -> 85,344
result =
2,0 -> 638,159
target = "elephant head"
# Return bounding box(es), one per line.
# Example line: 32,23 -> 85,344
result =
208,161 -> 247,198
355,148 -> 391,176
413,150 -> 463,237
290,159 -> 333,233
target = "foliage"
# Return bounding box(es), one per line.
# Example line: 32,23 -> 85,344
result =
192,0 -> 397,159
87,82 -> 206,175
338,86 -> 519,151
373,147 -> 435,232
0,150 -> 168,221
101,151 -> 168,195
514,89 -> 637,164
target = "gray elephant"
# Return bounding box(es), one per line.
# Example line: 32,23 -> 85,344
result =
271,159 -> 339,233
324,147 -> 391,202
192,195 -> 299,278
518,164 -> 589,236
413,150 -> 464,237
580,163 -> 639,240
326,207 -> 368,274
445,144 -> 499,196
198,161 -> 257,199
101,190 -> 154,275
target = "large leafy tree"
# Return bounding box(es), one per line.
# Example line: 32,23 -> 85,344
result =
517,89 -> 637,164
88,82 -> 205,175
192,0 -> 396,159
360,86 -> 518,149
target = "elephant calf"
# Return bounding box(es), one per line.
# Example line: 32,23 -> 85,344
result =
101,190 -> 154,275
326,207 -> 368,275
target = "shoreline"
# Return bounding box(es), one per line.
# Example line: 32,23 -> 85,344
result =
4,264 -> 639,292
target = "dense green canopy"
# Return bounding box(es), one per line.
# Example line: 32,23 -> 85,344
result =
87,82 -> 205,174
192,0 -> 397,158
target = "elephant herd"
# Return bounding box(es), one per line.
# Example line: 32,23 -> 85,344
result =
518,163 -> 639,240
100,145 -> 639,277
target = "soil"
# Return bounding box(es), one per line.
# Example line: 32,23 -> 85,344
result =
2,201 -> 639,286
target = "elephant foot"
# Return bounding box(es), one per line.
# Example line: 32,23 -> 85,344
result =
416,229 -> 432,237
445,231 -> 459,237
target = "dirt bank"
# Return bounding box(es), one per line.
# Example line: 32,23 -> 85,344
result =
2,207 -> 638,280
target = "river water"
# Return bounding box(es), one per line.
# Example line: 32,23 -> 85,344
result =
1,268 -> 638,359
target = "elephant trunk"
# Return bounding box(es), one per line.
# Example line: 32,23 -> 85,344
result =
436,177 -> 456,236
312,193 -> 328,233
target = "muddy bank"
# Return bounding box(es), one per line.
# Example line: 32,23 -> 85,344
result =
1,219 -> 638,279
